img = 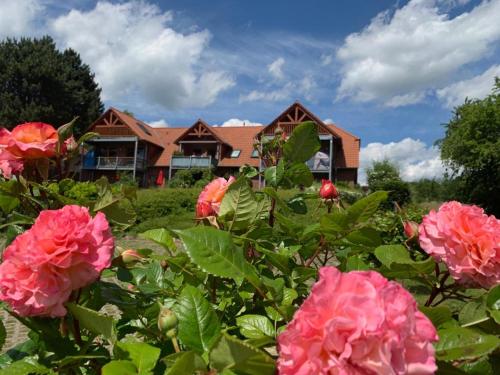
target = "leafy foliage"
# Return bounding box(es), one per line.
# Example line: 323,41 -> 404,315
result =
0,120 -> 498,374
0,36 -> 103,136
366,160 -> 411,208
439,78 -> 500,215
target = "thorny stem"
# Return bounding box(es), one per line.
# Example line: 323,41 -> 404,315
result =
425,267 -> 451,307
268,196 -> 277,227
305,236 -> 326,268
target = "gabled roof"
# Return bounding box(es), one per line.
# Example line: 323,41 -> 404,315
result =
89,108 -> 164,148
173,119 -> 231,146
259,101 -> 341,139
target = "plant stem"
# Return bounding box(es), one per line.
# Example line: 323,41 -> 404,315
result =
73,318 -> 83,346
268,196 -> 276,227
305,236 -> 326,267
171,337 -> 181,353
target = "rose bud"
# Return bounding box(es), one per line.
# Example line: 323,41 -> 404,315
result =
403,221 -> 419,240
63,136 -> 78,153
121,249 -> 143,264
319,179 -> 339,200
158,307 -> 178,336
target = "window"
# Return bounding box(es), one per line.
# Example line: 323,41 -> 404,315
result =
230,149 -> 241,158
136,122 -> 152,136
251,149 -> 259,158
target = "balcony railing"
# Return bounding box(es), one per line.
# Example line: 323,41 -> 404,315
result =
171,155 -> 216,169
83,156 -> 146,170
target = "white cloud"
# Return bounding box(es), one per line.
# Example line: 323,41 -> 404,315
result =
148,119 -> 169,127
323,118 -> 334,124
337,0 -> 500,107
320,53 -> 333,66
268,57 -> 285,80
0,0 -> 43,38
359,138 -> 446,185
239,82 -> 293,103
437,64 -> 500,108
50,1 -> 234,110
217,118 -> 263,127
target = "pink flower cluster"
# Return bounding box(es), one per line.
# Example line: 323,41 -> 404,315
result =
419,201 -> 500,288
0,122 -> 59,179
0,205 -> 114,317
196,176 -> 235,218
278,267 -> 437,375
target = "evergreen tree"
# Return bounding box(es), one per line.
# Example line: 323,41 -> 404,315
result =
0,36 -> 103,135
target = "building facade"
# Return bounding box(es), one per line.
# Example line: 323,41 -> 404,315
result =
80,102 -> 360,186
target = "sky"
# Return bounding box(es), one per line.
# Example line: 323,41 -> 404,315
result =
1,0 -> 499,183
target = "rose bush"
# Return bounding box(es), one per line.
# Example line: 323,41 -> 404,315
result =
0,121 -> 498,374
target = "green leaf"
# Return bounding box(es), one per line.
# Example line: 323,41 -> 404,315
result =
435,327 -> 500,361
209,333 -> 275,375
284,162 -> 314,187
320,211 -> 351,234
0,359 -> 55,375
219,177 -> 259,230
346,255 -> 370,271
139,228 -> 176,253
66,303 -> 116,342
486,284 -> 500,324
173,285 -> 221,354
164,351 -> 206,375
264,160 -> 285,187
0,319 -> 5,352
459,301 -> 489,327
346,191 -> 388,223
236,315 -> 276,339
0,189 -> 19,214
176,226 -> 261,287
102,360 -> 137,375
283,121 -> 320,163
345,227 -> 382,247
420,306 -> 454,328
287,195 -> 308,214
116,342 -> 160,374
374,245 -> 435,275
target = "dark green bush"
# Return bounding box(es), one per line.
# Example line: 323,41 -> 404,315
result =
133,188 -> 200,223
168,168 -> 213,188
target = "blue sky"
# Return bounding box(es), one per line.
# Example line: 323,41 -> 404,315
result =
1,0 -> 499,182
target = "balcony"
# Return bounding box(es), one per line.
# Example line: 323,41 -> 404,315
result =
83,156 -> 146,170
170,155 -> 217,169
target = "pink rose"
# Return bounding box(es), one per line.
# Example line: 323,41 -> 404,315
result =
419,201 -> 500,288
0,122 -> 58,159
0,149 -> 23,179
277,267 -> 437,375
0,205 -> 114,317
196,176 -> 235,218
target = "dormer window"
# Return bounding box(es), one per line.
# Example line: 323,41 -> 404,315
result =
251,149 -> 259,158
230,150 -> 241,158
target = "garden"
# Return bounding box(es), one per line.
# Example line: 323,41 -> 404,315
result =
0,120 -> 499,374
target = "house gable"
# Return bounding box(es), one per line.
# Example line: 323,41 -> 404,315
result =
259,101 -> 339,138
174,119 -> 230,146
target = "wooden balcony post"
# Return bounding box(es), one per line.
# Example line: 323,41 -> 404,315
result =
329,137 -> 333,181
133,138 -> 138,180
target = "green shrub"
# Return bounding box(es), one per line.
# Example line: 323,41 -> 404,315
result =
133,188 -> 200,223
129,212 -> 195,234
372,204 -> 426,244
168,168 -> 214,188
65,181 -> 99,204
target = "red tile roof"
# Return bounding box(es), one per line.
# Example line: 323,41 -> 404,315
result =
89,104 -> 360,169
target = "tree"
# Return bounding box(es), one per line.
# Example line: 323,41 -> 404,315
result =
0,36 -> 103,136
366,160 -> 411,209
438,78 -> 500,215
